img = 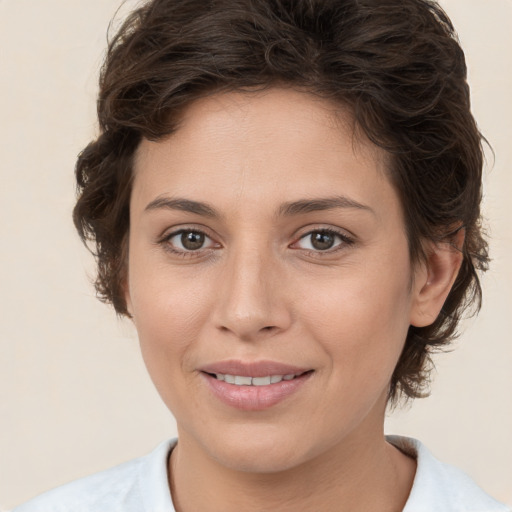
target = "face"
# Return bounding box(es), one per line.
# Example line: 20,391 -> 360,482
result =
126,88 -> 423,473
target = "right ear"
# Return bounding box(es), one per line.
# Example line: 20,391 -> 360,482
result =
408,230 -> 464,328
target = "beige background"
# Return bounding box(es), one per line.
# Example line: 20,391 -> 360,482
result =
0,0 -> 511,509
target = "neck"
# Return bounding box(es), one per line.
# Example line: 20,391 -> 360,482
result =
168,419 -> 415,512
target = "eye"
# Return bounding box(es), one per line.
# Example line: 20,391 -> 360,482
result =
163,229 -> 218,253
294,229 -> 352,252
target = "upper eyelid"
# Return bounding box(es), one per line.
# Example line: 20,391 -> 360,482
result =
293,225 -> 355,242
160,224 -> 217,241
300,228 -> 348,238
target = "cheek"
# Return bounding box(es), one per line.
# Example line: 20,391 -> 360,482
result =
127,252 -> 215,372
299,257 -> 413,378
128,269 -> 214,415
292,270 -> 412,436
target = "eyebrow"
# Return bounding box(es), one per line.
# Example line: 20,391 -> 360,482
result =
144,195 -> 374,218
278,196 -> 375,217
144,197 -> 218,218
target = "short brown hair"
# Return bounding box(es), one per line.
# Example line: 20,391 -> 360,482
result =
73,0 -> 489,403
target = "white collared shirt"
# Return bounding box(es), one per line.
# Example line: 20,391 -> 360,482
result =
12,436 -> 510,512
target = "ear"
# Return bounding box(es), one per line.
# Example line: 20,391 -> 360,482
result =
409,229 -> 464,328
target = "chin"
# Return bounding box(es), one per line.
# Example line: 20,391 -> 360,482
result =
212,440 -> 308,474
191,422 -> 315,474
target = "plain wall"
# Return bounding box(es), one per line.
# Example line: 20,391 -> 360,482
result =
1,0 -> 511,509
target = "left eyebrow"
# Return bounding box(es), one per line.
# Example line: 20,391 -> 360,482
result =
144,197 -> 219,218
278,196 -> 375,217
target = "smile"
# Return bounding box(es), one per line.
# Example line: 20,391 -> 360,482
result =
211,373 -> 301,386
199,362 -> 314,411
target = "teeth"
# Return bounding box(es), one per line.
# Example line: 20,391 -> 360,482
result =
252,376 -> 271,386
234,376 -> 252,386
214,373 -> 299,386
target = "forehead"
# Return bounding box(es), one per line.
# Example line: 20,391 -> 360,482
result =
131,88 -> 395,217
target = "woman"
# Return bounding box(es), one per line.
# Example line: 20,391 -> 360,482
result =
13,0 -> 510,510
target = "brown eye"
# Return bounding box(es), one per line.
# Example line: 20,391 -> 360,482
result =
181,231 -> 205,250
294,229 -> 352,253
164,229 -> 218,253
310,232 -> 336,250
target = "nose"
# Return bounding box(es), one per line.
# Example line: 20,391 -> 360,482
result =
212,247 -> 292,342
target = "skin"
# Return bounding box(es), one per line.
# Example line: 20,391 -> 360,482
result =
125,88 -> 462,512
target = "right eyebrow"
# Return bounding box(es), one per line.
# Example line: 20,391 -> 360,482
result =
278,195 -> 375,217
144,197 -> 219,218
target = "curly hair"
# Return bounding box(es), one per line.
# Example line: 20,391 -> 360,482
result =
73,0 -> 489,403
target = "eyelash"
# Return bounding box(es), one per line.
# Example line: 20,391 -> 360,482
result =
158,227 -> 355,258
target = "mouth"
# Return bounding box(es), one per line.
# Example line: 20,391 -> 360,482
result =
199,361 -> 314,411
204,371 -> 311,386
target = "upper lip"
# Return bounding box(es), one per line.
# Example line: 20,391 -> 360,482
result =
199,360 -> 311,377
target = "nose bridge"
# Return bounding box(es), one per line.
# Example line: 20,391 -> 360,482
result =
213,238 -> 290,340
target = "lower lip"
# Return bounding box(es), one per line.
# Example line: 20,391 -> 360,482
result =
202,372 -> 312,411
